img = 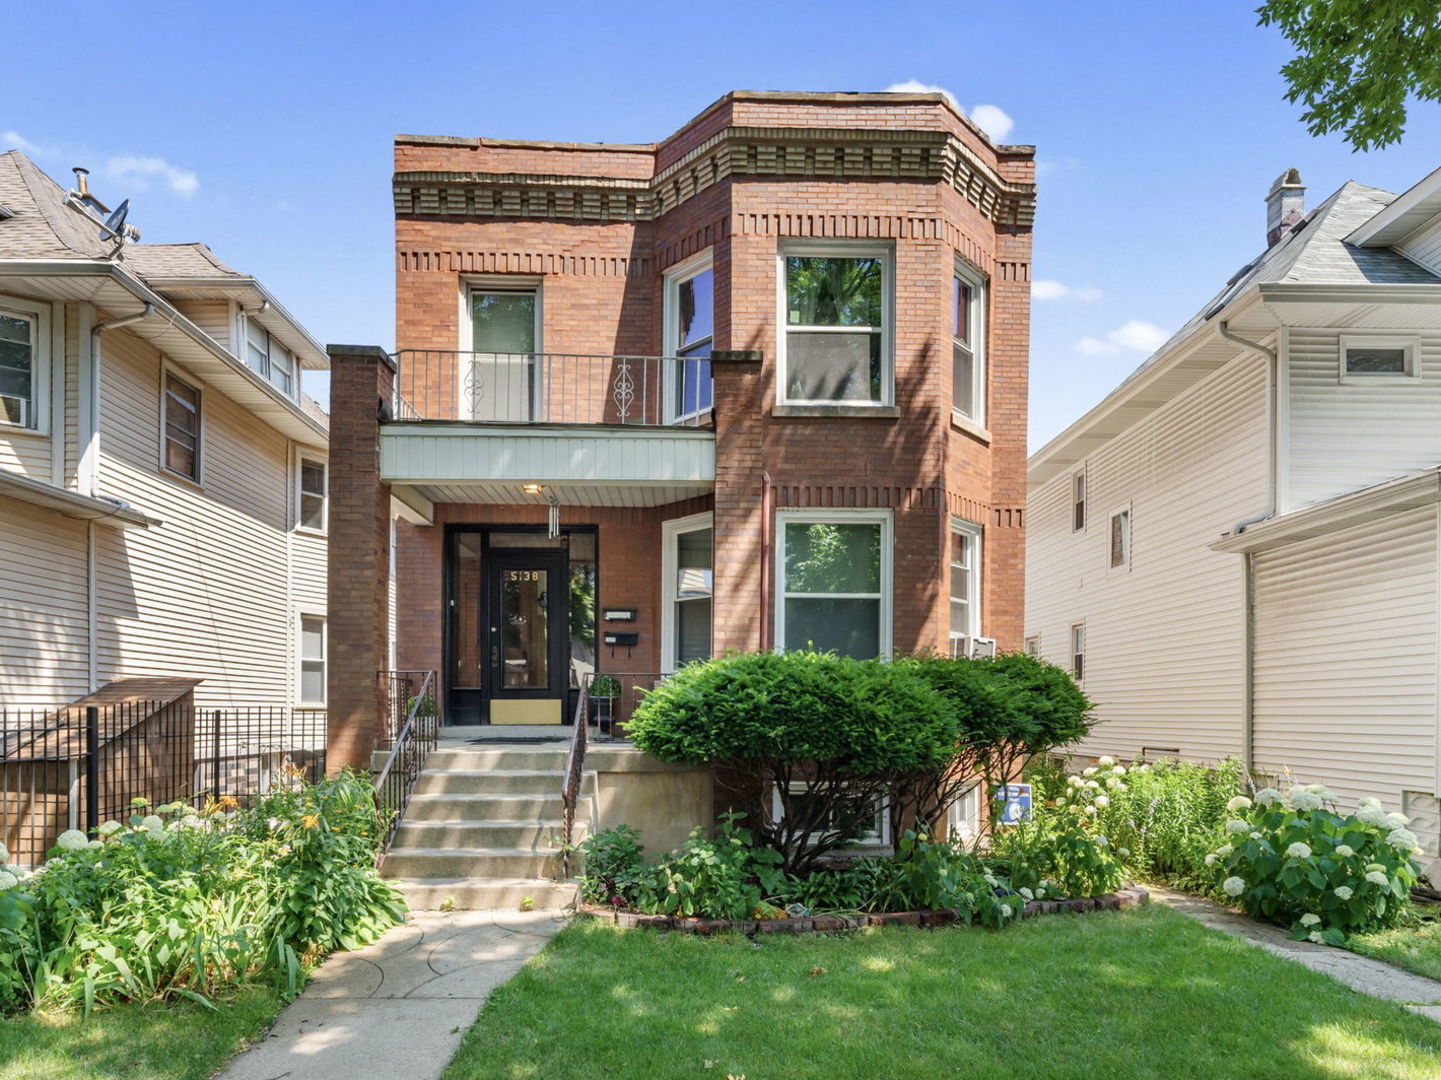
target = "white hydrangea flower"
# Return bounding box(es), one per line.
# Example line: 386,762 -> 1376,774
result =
1387,828 -> 1419,850
1112,766 -> 1127,776
1364,871 -> 1390,886
1222,876 -> 1246,897
0,841 -> 7,864
0,870 -> 16,890
1356,806 -> 1389,827
1098,756 -> 1116,767
1067,775 -> 1083,788
983,873 -> 998,887
1225,819 -> 1250,835
97,820 -> 123,837
1227,796 -> 1253,813
86,839 -> 102,849
1094,795 -> 1111,808
1055,797 -> 1067,807
1107,777 -> 1125,790
1299,913 -> 1321,927
1334,886 -> 1354,901
1085,805 -> 1099,816
1217,844 -> 1235,857
1285,842 -> 1312,860
1285,790 -> 1323,812
1094,836 -> 1110,847
1118,847 -> 1131,857
1205,853 -> 1219,867
1019,887 -> 1034,900
1254,788 -> 1283,806
1249,831 -> 1262,840
55,829 -> 89,851
1083,767 -> 1098,777
1308,931 -> 1325,944
1085,780 -> 1100,790
1358,797 -> 1383,810
1386,813 -> 1411,829
1135,764 -> 1151,774
141,814 -> 164,831
1335,844 -> 1355,857
179,815 -> 203,830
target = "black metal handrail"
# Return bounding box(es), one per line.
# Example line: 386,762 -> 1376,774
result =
374,670 -> 438,865
560,676 -> 590,878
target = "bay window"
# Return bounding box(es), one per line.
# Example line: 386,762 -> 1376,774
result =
949,519 -> 982,650
777,510 -> 891,658
953,263 -> 986,423
780,244 -> 890,404
661,512 -> 713,671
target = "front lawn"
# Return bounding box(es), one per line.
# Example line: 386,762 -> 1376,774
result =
446,905 -> 1441,1080
0,985 -> 284,1080
1350,914 -> 1441,983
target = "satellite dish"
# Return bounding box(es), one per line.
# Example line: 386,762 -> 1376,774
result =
99,200 -> 129,241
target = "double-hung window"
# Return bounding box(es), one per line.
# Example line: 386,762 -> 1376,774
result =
1072,470 -> 1087,531
163,372 -> 201,481
780,244 -> 890,404
298,458 -> 327,532
299,615 -> 326,705
665,255 -> 714,422
0,299 -> 46,430
777,510 -> 891,658
949,520 -> 982,650
1070,623 -> 1086,680
1109,506 -> 1131,570
662,513 -> 714,671
952,264 -> 987,422
468,286 -> 539,421
244,318 -> 296,397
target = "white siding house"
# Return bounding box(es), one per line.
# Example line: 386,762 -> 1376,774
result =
1027,165 -> 1441,869
0,151 -> 330,712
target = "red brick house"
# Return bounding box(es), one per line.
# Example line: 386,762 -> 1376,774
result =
327,91 -> 1035,773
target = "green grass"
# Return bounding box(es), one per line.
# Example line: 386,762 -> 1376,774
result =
0,985 -> 285,1080
1350,916 -> 1441,983
445,905 -> 1441,1080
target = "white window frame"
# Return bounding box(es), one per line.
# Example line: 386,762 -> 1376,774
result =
1072,468 -> 1087,532
297,455 -> 328,535
1070,622 -> 1086,681
660,510 -> 714,673
946,781 -> 982,845
776,241 -> 894,407
775,508 -> 893,659
458,276 -> 543,422
159,364 -> 203,485
948,518 -> 983,652
298,612 -> 327,707
772,781 -> 891,849
1339,334 -> 1420,382
662,250 -> 715,424
242,315 -> 297,398
952,260 -> 987,425
0,294 -> 51,434
1024,634 -> 1040,657
1108,504 -> 1132,571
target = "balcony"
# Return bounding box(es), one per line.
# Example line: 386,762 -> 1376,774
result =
391,350 -> 713,427
381,351 -> 715,513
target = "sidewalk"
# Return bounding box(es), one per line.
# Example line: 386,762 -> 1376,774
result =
1150,886 -> 1441,1022
218,909 -> 568,1080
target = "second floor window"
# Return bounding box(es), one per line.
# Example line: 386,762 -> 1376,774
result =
1109,507 -> 1131,569
244,319 -> 296,397
163,372 -> 201,481
0,308 -> 34,428
1073,470 -> 1087,531
299,458 -> 327,532
952,265 -> 987,422
665,257 -> 714,422
781,245 -> 889,405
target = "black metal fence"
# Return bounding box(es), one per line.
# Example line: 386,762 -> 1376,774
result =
0,700 -> 325,867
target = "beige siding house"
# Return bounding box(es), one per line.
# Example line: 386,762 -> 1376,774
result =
0,152 -> 329,712
1027,165 -> 1441,868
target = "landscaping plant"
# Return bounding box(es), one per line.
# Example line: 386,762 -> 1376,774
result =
1208,784 -> 1422,943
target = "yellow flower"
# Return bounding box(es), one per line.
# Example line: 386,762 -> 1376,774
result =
301,814 -> 320,829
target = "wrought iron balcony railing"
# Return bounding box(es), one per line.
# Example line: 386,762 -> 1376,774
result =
390,350 -> 713,427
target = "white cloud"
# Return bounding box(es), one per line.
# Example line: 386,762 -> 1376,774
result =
3,130 -> 51,157
1032,279 -> 1103,302
1076,320 -> 1169,356
104,155 -> 199,198
882,82 -> 1015,141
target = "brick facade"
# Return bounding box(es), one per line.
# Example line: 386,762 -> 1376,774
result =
369,91 -> 1033,724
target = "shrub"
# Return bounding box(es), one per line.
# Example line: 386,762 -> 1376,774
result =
628,651 -> 958,872
990,759 -> 1127,898
1209,785 -> 1421,942
633,816 -> 786,921
577,825 -> 647,907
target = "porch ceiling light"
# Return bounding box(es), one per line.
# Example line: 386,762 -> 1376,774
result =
522,483 -> 546,495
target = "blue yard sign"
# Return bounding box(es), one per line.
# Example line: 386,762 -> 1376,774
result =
995,783 -> 1033,825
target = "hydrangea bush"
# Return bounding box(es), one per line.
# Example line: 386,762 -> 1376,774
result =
1209,785 -> 1420,943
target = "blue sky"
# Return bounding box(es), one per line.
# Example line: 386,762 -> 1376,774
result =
4,0 -> 1440,448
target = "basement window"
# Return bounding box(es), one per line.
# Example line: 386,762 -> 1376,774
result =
1341,335 -> 1419,380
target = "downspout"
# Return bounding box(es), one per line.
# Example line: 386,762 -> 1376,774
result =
759,471 -> 772,651
1217,320 -> 1279,778
84,302 -> 154,690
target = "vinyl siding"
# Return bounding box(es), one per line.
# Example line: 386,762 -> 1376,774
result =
1286,328 -> 1441,510
173,300 -> 233,351
0,496 -> 89,709
1397,217 -> 1441,276
1026,349 -> 1270,763
1252,506 -> 1438,807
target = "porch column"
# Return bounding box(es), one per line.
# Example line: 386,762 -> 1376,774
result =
326,344 -> 396,774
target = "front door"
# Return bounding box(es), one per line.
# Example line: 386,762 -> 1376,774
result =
484,550 -> 568,724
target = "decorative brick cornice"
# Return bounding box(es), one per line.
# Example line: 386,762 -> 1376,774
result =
394,127 -> 1036,228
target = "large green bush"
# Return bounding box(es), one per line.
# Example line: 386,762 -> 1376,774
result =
628,651 -> 958,872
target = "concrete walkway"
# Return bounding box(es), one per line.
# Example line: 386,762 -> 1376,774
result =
1150,887 -> 1441,1022
218,909 -> 569,1080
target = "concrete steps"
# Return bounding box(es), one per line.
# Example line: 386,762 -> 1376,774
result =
382,743 -> 587,911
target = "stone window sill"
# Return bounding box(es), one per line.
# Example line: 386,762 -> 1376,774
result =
950,412 -> 992,444
772,404 -> 901,419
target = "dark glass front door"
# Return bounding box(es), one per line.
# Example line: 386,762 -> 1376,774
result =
484,549 -> 567,725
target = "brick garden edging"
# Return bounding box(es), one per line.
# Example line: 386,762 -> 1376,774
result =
578,886 -> 1150,934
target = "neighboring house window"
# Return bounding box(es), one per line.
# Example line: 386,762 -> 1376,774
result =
949,519 -> 982,650
1340,334 -> 1419,380
778,510 -> 891,658
0,306 -> 35,428
299,615 -> 326,705
1070,623 -> 1085,680
952,263 -> 986,422
662,512 -> 714,672
1024,635 -> 1040,656
298,458 -> 327,532
244,318 -> 296,397
1072,470 -> 1086,531
947,782 -> 981,844
163,372 -> 201,481
772,782 -> 890,848
780,244 -> 890,404
1109,507 -> 1131,569
665,255 -> 714,422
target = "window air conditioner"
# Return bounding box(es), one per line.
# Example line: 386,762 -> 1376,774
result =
970,637 -> 997,659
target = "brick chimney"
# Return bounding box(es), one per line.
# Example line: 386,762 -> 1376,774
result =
1266,168 -> 1305,247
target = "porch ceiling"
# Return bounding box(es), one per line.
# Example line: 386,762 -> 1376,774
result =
381,422 -> 715,508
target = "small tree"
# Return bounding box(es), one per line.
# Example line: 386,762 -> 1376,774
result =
627,651 -> 957,873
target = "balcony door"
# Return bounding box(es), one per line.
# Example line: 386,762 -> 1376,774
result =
467,287 -> 539,421
484,549 -> 568,724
